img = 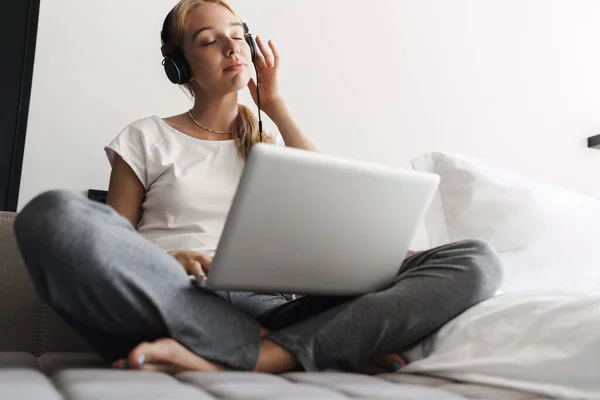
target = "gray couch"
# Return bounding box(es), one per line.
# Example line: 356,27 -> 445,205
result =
0,211 -> 554,399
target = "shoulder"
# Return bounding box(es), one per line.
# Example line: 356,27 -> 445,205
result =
104,116 -> 172,165
120,116 -> 169,141
266,128 -> 285,147
107,116 -> 174,152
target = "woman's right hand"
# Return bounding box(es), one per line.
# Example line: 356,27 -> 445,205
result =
168,250 -> 213,279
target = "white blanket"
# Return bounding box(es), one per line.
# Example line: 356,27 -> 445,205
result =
402,291 -> 600,399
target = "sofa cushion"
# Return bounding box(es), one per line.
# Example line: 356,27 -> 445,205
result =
0,351 -> 560,399
0,212 -> 94,354
38,352 -> 107,375
0,369 -> 63,400
0,212 -> 39,352
0,352 -> 38,369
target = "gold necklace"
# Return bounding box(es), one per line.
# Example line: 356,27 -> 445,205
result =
188,110 -> 234,135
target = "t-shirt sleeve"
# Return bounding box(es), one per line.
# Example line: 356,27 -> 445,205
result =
104,123 -> 149,190
270,128 -> 286,147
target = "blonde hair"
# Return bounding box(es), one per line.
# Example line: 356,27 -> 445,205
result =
167,0 -> 273,159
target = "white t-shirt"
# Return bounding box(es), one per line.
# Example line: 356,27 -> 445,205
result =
104,115 -> 284,257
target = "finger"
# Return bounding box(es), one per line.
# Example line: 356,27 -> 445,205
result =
191,253 -> 213,270
255,35 -> 272,67
268,39 -> 280,67
257,36 -> 274,67
188,261 -> 206,279
251,35 -> 266,65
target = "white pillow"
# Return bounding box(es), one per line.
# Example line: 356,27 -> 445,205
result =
411,152 -> 600,293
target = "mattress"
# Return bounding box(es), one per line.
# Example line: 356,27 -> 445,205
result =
0,352 -> 555,399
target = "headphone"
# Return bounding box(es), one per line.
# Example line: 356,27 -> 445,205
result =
160,9 -> 263,141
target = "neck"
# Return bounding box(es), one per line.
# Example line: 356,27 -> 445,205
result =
190,92 -> 239,132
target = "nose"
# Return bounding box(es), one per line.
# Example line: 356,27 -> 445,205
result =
225,38 -> 241,57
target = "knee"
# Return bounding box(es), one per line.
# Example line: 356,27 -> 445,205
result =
455,239 -> 504,300
13,190 -> 81,301
14,190 -> 80,249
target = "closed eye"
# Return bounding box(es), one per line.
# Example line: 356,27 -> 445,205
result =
203,38 -> 243,46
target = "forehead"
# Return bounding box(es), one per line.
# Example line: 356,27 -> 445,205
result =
186,2 -> 239,29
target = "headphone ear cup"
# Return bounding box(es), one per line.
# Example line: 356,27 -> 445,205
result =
245,35 -> 257,64
163,54 -> 191,85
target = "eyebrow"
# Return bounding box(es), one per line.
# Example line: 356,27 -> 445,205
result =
192,22 -> 244,42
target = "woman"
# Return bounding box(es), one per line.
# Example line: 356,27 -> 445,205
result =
13,0 -> 502,374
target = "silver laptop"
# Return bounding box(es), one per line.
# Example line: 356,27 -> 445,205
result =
194,143 -> 440,295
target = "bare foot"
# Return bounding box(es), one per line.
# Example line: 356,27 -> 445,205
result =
112,327 -> 273,373
111,338 -> 225,374
364,353 -> 406,375
252,339 -> 406,374
110,331 -> 404,375
110,336 -> 297,374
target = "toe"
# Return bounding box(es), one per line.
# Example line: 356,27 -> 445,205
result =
368,353 -> 406,372
138,362 -> 187,374
126,338 -> 225,372
125,341 -> 156,369
364,365 -> 390,375
111,359 -> 127,369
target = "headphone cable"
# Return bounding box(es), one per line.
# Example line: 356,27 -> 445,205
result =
253,62 -> 263,142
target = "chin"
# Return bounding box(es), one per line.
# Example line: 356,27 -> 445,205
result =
227,73 -> 252,92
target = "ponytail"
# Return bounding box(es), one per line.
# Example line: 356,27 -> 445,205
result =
234,104 -> 274,160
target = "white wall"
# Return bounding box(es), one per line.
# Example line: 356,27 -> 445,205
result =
19,0 -> 600,212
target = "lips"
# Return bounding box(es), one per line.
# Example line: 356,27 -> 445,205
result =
224,62 -> 246,71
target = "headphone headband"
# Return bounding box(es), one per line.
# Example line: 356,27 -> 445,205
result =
161,9 -> 251,57
160,10 -> 175,57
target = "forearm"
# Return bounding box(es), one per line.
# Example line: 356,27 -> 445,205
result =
264,100 -> 317,152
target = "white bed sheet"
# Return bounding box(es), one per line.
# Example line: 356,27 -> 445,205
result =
402,290 -> 600,399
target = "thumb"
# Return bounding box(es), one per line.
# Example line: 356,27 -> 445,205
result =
248,77 -> 257,94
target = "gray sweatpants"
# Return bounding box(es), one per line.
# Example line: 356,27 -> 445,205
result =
14,190 -> 503,372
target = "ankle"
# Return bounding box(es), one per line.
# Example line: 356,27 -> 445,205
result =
253,338 -> 300,373
260,327 -> 271,338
